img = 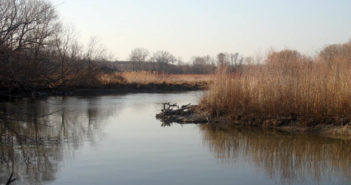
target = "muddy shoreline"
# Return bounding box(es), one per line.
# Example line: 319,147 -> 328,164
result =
156,104 -> 351,138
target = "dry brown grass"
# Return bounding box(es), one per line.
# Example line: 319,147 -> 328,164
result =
201,41 -> 351,121
99,71 -> 214,86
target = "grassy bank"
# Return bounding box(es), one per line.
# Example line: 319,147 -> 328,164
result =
67,72 -> 212,92
200,40 -> 351,133
99,72 -> 213,88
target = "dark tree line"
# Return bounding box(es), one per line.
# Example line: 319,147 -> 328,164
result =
0,0 -> 109,98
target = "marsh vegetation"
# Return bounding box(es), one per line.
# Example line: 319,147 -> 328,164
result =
200,40 -> 351,134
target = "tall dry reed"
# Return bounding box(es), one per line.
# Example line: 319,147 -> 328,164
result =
201,41 -> 351,120
99,71 -> 213,86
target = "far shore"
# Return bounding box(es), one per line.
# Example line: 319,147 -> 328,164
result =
0,82 -> 208,101
64,82 -> 208,96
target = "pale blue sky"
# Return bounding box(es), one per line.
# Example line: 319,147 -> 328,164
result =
53,0 -> 351,61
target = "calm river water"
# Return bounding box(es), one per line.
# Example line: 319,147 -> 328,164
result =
0,91 -> 350,185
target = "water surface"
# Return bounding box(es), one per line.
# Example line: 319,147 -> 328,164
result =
0,92 -> 350,185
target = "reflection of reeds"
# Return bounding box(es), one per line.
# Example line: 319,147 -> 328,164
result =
200,124 -> 351,184
201,41 -> 351,124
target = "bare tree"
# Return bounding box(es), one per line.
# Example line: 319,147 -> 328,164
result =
229,53 -> 239,66
78,37 -> 108,86
129,48 -> 149,71
0,0 -> 61,97
52,25 -> 80,87
0,0 -> 60,51
319,41 -> 351,65
192,56 -> 216,74
217,52 -> 228,66
215,52 -> 244,73
151,50 -> 176,73
85,37 -> 107,62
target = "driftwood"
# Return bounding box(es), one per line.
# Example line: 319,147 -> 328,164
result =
156,103 -> 209,124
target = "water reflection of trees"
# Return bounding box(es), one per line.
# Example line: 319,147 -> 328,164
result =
0,97 -> 120,185
200,124 -> 351,184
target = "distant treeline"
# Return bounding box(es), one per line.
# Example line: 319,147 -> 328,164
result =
98,60 -> 216,74
94,46 -> 253,74
99,48 -> 252,74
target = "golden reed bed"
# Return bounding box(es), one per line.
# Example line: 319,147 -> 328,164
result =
99,72 -> 214,86
200,40 -> 351,134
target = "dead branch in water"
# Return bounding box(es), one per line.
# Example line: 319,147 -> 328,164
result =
160,103 -> 193,116
157,103 -> 208,125
6,173 -> 16,185
161,103 -> 179,113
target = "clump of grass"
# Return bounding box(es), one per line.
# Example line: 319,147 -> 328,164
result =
122,71 -> 164,84
201,41 -> 351,123
98,73 -> 127,85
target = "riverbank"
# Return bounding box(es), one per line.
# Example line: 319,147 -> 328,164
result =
0,72 -> 213,100
184,41 -> 351,138
156,104 -> 351,138
66,82 -> 209,96
0,82 -> 209,100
